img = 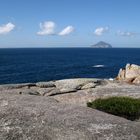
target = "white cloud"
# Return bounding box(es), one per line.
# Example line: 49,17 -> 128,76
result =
117,30 -> 137,37
37,21 -> 56,35
58,26 -> 74,36
0,22 -> 15,35
37,21 -> 74,36
94,27 -> 109,36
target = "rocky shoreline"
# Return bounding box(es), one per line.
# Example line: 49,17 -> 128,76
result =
0,78 -> 140,105
0,64 -> 140,139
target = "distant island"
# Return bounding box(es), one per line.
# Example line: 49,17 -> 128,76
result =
91,41 -> 112,48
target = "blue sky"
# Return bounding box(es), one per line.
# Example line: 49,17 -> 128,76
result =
0,0 -> 140,48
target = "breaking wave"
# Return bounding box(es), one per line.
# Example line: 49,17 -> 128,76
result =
92,65 -> 105,68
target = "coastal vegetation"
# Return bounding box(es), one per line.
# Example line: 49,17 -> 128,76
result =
87,97 -> 140,121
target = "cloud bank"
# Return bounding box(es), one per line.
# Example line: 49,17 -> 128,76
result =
58,26 -> 74,36
0,22 -> 15,35
94,27 -> 109,36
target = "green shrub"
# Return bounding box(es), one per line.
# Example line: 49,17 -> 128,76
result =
87,97 -> 140,121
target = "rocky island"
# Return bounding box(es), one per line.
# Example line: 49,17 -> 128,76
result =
91,41 -> 112,48
0,64 -> 140,140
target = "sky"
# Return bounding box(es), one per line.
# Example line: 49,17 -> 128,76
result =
0,0 -> 140,48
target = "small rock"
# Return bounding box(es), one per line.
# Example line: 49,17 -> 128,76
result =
81,83 -> 96,89
45,88 -> 61,96
37,87 -> 55,96
60,88 -> 77,93
36,81 -> 56,88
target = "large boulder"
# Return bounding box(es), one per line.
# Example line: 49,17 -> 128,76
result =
116,64 -> 140,84
0,93 -> 140,140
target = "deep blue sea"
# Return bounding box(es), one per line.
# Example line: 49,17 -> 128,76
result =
0,48 -> 140,84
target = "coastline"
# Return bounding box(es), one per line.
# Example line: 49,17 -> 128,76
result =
0,78 -> 140,139
0,78 -> 140,106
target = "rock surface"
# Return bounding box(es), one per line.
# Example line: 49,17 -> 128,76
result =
36,81 -> 56,88
53,80 -> 140,106
116,64 -> 140,84
0,78 -> 140,139
0,93 -> 140,140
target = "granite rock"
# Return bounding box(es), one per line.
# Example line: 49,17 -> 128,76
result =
81,82 -> 96,89
55,78 -> 98,91
36,81 -> 56,88
18,89 -> 40,96
117,64 -> 140,84
0,83 -> 35,90
0,93 -> 140,140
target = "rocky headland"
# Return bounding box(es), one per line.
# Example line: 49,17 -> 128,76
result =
0,64 -> 140,139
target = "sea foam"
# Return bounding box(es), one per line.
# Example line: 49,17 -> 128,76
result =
92,65 -> 105,68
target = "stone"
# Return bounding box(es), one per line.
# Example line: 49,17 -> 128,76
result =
117,68 -> 125,80
36,81 -> 56,88
81,82 -> 96,89
116,64 -> 140,84
55,78 -> 98,91
60,88 -> 77,93
0,93 -> 140,140
0,83 -> 36,90
133,76 -> 140,84
125,64 -> 140,80
53,80 -> 140,106
37,87 -> 55,96
44,88 -> 61,96
19,89 -> 40,96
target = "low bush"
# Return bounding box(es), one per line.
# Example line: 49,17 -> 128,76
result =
87,97 -> 140,121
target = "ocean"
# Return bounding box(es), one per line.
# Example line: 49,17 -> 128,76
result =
0,48 -> 140,84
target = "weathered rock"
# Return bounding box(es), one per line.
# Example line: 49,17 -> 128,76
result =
133,76 -> 140,84
117,68 -> 125,80
0,89 -> 20,95
60,88 -> 77,93
117,64 -> 140,84
37,87 -> 55,96
18,89 -> 40,96
53,81 -> 140,106
81,82 -> 96,89
125,64 -> 140,80
36,81 -> 56,88
0,93 -> 140,140
0,83 -> 36,90
55,78 -> 98,91
45,88 -> 61,96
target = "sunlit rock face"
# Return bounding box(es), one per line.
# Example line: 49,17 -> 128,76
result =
116,64 -> 140,84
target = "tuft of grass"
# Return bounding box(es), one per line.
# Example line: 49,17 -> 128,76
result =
87,97 -> 140,121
